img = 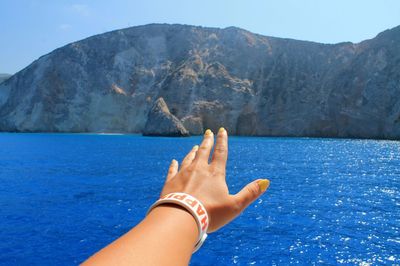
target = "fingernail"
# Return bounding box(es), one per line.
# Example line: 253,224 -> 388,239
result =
193,145 -> 199,151
257,179 -> 270,192
172,159 -> 177,165
218,127 -> 225,133
205,129 -> 213,135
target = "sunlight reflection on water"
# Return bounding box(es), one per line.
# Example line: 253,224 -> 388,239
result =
0,134 -> 399,265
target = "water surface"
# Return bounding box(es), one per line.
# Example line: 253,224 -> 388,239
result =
0,134 -> 399,265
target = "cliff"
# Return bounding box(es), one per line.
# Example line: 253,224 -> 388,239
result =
0,24 -> 399,139
143,97 -> 189,136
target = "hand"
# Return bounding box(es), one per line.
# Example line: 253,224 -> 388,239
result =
160,128 -> 270,232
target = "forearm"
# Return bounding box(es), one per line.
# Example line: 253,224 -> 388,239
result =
82,204 -> 198,266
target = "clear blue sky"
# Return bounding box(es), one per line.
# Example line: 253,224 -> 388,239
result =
1,0 -> 399,74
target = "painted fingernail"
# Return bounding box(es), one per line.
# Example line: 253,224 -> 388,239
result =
205,129 -> 213,135
193,145 -> 199,151
218,127 -> 225,133
257,179 -> 270,192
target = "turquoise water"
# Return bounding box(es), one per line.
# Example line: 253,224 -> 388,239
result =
0,134 -> 399,265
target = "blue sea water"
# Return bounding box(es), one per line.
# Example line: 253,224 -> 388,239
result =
0,133 -> 399,265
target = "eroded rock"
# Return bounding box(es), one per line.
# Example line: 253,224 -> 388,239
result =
143,97 -> 189,136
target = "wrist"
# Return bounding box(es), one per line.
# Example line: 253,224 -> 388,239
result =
147,193 -> 209,252
146,203 -> 198,244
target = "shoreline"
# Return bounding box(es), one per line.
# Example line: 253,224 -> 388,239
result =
0,131 -> 398,142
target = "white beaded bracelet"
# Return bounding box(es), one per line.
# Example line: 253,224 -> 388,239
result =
147,192 -> 209,253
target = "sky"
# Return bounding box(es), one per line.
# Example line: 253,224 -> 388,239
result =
1,0 -> 400,74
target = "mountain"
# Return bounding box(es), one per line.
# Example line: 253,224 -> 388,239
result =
0,74 -> 11,84
0,24 -> 399,139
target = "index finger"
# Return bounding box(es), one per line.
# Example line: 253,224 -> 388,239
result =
211,127 -> 228,170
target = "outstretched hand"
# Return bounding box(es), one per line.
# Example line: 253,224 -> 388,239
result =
160,128 -> 270,232
83,127 -> 270,266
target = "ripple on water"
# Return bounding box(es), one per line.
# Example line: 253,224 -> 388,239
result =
0,135 -> 399,265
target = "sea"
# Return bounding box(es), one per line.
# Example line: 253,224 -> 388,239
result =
0,133 -> 399,265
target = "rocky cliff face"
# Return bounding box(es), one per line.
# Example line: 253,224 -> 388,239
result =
0,24 -> 399,139
143,97 -> 189,136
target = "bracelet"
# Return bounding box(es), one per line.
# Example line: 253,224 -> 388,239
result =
147,192 -> 209,253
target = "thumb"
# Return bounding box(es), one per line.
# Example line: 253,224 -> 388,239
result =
233,179 -> 270,211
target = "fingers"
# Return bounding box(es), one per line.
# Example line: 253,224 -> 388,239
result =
166,159 -> 178,181
193,129 -> 214,164
211,127 -> 228,170
181,145 -> 199,169
233,179 -> 270,212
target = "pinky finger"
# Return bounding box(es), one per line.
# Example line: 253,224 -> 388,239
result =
166,159 -> 178,181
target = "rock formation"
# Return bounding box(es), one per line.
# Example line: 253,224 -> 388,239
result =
0,24 -> 399,139
143,97 -> 189,136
